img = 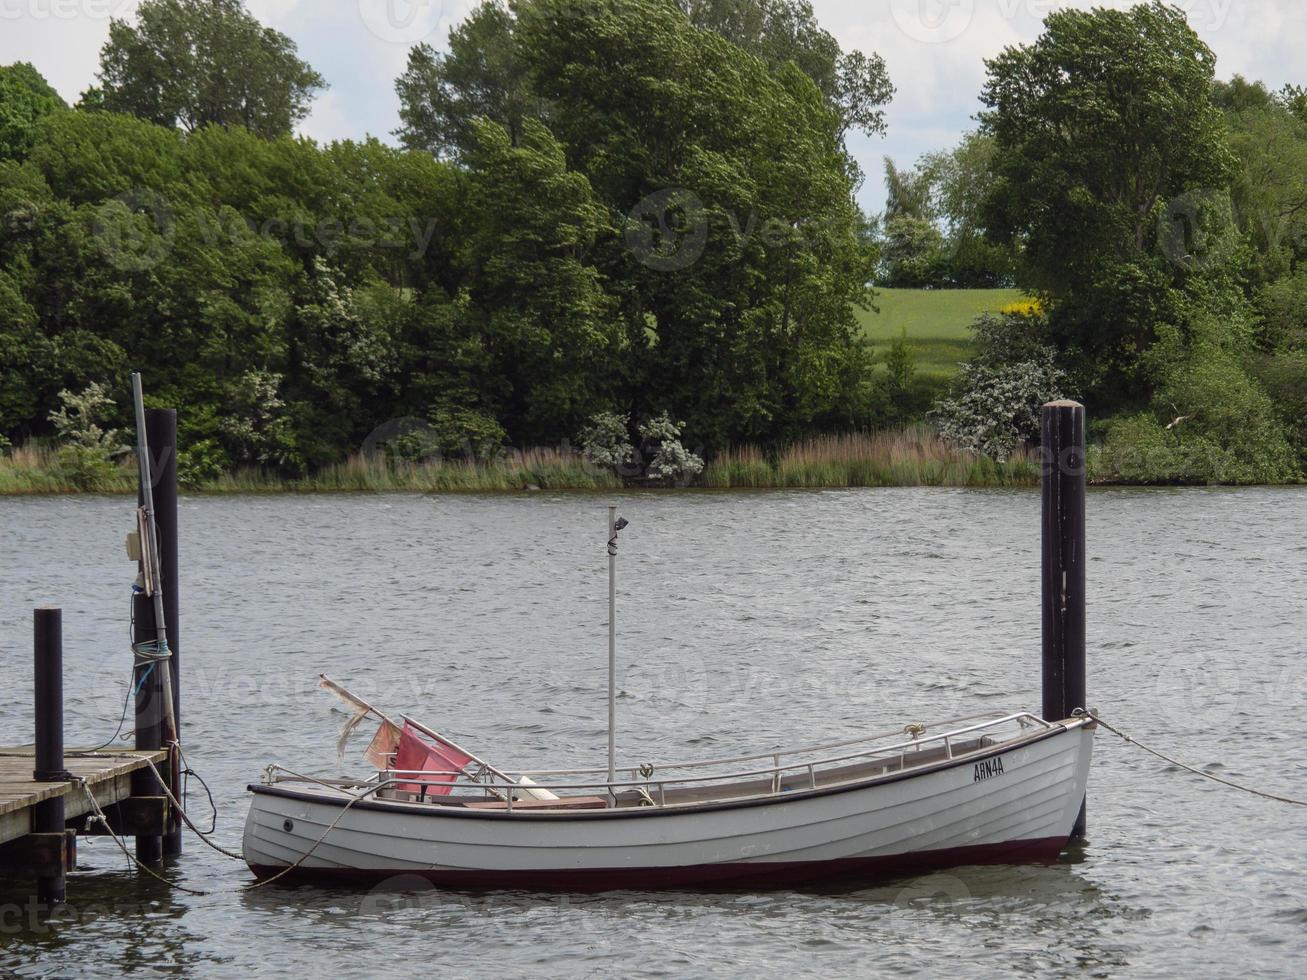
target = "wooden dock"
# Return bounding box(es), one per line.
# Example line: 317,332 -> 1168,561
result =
0,748 -> 170,876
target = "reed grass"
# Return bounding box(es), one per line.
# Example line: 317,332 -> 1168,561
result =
203,447 -> 623,494
0,444 -> 138,495
702,428 -> 1041,489
2,430 -> 1037,494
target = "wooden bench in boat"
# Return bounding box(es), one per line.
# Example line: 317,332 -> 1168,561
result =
464,795 -> 608,811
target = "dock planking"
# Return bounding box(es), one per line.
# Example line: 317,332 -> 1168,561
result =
0,749 -> 169,847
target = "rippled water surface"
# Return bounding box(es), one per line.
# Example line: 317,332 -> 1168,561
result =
1,488 -> 1304,978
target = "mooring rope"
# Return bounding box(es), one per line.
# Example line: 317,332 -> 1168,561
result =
141,756 -> 245,863
1085,710 -> 1307,807
141,756 -> 373,890
79,780 -> 210,897
244,791 -> 371,890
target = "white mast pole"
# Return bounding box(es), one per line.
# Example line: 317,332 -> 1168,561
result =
607,505 -> 617,805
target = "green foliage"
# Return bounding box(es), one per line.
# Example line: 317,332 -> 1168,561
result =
0,63 -> 68,162
1095,344 -> 1296,485
1218,76 -> 1307,287
880,133 -> 1013,288
879,214 -> 948,287
425,407 -> 508,463
395,2 -> 543,159
45,383 -> 125,490
1255,273 -> 1307,351
678,0 -> 893,141
95,0 -> 325,138
980,1 -> 1238,406
220,369 -> 299,468
882,330 -> 918,423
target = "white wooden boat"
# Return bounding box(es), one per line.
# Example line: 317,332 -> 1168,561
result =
243,710 -> 1094,889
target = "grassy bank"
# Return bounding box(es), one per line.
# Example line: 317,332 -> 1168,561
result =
859,287 -> 1023,379
0,446 -> 622,495
1,431 -> 1042,494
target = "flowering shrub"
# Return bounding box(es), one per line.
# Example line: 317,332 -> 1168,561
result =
579,412 -> 635,469
639,412 -> 704,482
46,383 -> 127,490
999,298 -> 1045,317
931,356 -> 1065,460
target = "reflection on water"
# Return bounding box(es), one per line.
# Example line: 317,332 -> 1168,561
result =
1,488 -> 1304,977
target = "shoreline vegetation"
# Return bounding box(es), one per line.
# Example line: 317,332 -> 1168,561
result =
10,427 -> 1296,496
0,429 -> 1039,495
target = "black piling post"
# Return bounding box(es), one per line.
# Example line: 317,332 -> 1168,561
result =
1041,400 -> 1087,838
148,409 -> 183,858
132,588 -> 164,862
34,606 -> 68,907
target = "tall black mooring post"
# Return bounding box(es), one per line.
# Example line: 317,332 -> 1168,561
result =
132,407 -> 183,859
1041,400 -> 1087,838
33,606 -> 68,906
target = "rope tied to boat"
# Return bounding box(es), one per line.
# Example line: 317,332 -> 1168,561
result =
1081,710 -> 1307,807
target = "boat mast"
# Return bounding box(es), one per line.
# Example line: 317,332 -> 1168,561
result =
607,506 -> 628,804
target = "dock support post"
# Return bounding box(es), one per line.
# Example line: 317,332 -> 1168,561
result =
132,406 -> 182,860
34,606 -> 67,907
132,588 -> 164,862
149,409 -> 183,858
1041,400 -> 1087,839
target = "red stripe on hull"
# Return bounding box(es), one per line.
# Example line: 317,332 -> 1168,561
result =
248,836 -> 1069,892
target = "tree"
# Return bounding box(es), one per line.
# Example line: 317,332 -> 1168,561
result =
516,0 -> 875,447
0,63 -> 67,161
980,1 -> 1238,405
678,0 -> 893,139
1216,76 -> 1307,288
95,0 -> 325,139
394,1 -> 543,159
461,118 -> 619,442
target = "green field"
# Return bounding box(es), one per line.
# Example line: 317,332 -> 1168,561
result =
859,287 -> 1023,378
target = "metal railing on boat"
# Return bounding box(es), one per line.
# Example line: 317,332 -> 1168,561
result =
263,712 -> 1058,813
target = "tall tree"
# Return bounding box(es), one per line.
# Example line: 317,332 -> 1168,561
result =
394,1 -> 543,159
678,0 -> 893,139
980,1 -> 1237,404
0,63 -> 67,162
516,0 -> 874,446
94,0 -> 325,139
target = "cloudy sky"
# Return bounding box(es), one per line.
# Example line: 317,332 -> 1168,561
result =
2,0 -> 1303,214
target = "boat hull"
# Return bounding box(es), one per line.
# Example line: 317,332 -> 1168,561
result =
244,721 -> 1093,890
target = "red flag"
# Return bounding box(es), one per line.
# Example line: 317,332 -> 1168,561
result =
394,722 -> 473,797
364,720 -> 401,770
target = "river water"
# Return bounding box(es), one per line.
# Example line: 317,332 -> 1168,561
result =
0,488 -> 1304,978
